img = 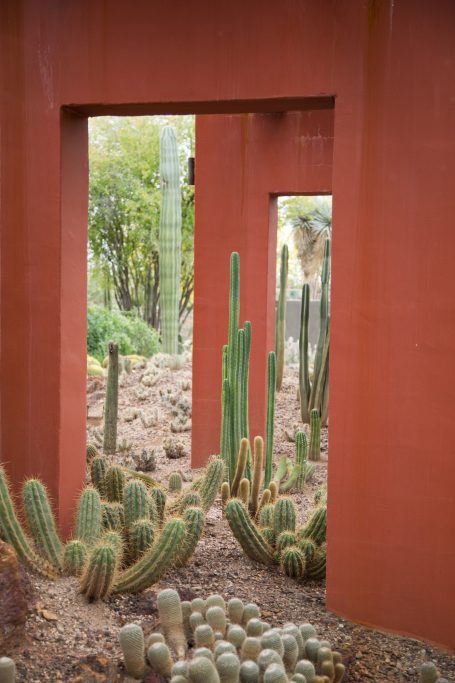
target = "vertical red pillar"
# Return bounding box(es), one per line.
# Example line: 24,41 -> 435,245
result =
192,111 -> 333,466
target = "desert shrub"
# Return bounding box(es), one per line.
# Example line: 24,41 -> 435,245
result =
87,306 -> 160,361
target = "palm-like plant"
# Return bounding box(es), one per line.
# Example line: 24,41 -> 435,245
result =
292,205 -> 332,281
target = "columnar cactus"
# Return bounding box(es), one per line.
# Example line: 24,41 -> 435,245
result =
169,472 -> 183,492
150,486 -> 167,525
0,466 -> 56,578
63,539 -> 87,576
0,657 -> 16,683
225,499 -> 274,565
101,501 -> 124,531
295,431 -> 308,490
199,456 -> 224,512
249,436 -> 264,516
75,486 -> 102,546
157,588 -> 187,658
91,455 -> 107,497
275,244 -> 288,392
298,283 -> 311,424
129,518 -> 155,560
264,352 -> 276,489
309,409 -> 321,462
105,465 -> 125,503
280,546 -> 306,579
103,341 -> 119,454
123,480 -> 148,528
159,125 -> 182,355
113,517 -> 185,593
22,479 -> 63,570
86,443 -> 98,461
301,505 -> 327,545
119,623 -> 146,679
231,439 -> 249,497
79,542 -> 117,601
175,506 -> 205,568
273,498 -> 297,536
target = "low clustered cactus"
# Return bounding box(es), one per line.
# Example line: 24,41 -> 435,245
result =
119,588 -> 346,682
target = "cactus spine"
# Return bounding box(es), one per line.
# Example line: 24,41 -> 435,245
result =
275,244 -> 288,391
273,497 -> 297,536
159,125 -> 182,355
113,517 -> 185,593
22,479 -> 63,570
101,501 -> 124,531
309,409 -> 321,461
0,466 -> 56,578
75,486 -> 102,546
103,341 -> 119,454
264,352 -> 276,489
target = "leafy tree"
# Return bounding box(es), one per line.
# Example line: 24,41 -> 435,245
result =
88,115 -> 194,330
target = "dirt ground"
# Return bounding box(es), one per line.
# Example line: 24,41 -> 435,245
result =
5,361 -> 455,682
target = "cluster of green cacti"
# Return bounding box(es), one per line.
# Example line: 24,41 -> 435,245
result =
274,432 -> 316,493
299,239 -> 330,426
119,588 -> 346,682
221,447 -> 327,582
159,125 -> 182,355
0,456 -> 223,601
220,253 -> 277,491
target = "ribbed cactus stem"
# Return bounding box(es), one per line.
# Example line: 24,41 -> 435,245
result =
75,486 -> 102,546
130,518 -> 155,560
220,376 -> 232,475
175,506 -> 205,567
169,472 -> 183,492
239,478 -> 250,507
103,341 -> 119,454
124,480 -> 148,528
309,238 -> 331,415
280,546 -> 306,579
63,540 -> 87,576
0,657 -> 16,683
227,252 -> 240,478
0,466 -> 56,578
275,244 -> 288,392
91,455 -> 107,497
150,486 -> 166,525
249,436 -> 264,516
221,482 -> 230,508
273,497 -> 297,536
79,542 -> 117,600
22,479 -> 63,570
119,623 -> 146,679
199,456 -> 224,512
298,283 -> 311,423
295,431 -> 309,489
231,438 -> 248,497
159,125 -> 182,355
264,352 -> 276,489
235,328 -> 246,468
225,499 -> 274,565
113,517 -> 185,593
309,409 -> 321,461
101,501 -> 124,531
105,465 -> 125,503
242,321 -> 252,480
157,588 -> 187,658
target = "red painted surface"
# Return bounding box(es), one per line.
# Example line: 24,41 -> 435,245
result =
1,0 -> 454,650
193,111 -> 333,461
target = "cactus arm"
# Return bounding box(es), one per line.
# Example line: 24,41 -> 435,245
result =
231,438 -> 248,497
227,252 -> 240,474
113,517 -> 185,593
159,125 -> 182,355
80,542 -> 118,601
264,352 -> 276,489
103,341 -> 119,454
22,479 -> 63,570
309,409 -> 321,462
175,506 -> 205,568
310,238 -> 330,412
275,244 -> 288,391
0,467 -> 57,578
249,436 -> 264,517
75,486 -> 102,546
225,499 -> 275,566
242,321 -> 252,480
299,283 -> 311,423
199,456 -> 224,512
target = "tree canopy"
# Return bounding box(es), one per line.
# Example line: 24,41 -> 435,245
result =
88,115 -> 194,329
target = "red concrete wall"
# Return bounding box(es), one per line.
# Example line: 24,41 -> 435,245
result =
1,0 -> 454,650
193,111 -> 333,460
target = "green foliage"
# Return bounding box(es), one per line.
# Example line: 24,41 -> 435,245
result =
88,116 -> 194,330
87,306 -> 160,361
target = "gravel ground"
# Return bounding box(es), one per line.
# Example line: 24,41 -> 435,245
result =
4,362 -> 455,681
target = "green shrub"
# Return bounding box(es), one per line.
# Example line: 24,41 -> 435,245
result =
87,307 -> 160,361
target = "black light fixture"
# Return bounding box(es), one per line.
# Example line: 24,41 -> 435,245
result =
188,157 -> 195,185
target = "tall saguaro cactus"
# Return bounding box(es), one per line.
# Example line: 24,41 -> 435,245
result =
159,126 -> 182,355
275,244 -> 288,391
103,342 -> 119,454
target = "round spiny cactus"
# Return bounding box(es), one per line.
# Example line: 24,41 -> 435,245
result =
169,471 -> 183,492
